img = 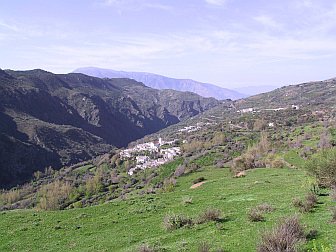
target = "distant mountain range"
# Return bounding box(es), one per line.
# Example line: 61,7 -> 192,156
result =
0,69 -> 219,187
73,67 -> 246,100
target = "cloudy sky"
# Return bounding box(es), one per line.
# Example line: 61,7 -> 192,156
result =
1,0 -> 336,88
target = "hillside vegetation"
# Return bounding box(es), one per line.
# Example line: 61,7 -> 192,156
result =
1,74 -> 336,251
0,69 -> 219,188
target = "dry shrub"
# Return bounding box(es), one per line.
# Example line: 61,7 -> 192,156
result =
37,180 -> 73,210
248,209 -> 265,222
198,241 -> 211,252
182,140 -> 204,154
306,192 -> 318,205
182,196 -> 193,205
138,244 -> 157,252
331,187 -> 336,201
231,132 -> 270,173
174,165 -> 185,177
331,207 -> 336,223
163,213 -> 193,231
292,198 -> 303,208
264,154 -> 287,168
162,177 -> 176,192
257,203 -> 275,213
198,208 -> 222,223
0,189 -> 21,205
257,216 -> 305,252
292,192 -> 318,213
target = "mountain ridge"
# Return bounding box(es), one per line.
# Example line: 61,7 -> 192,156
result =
0,69 -> 220,187
73,67 -> 246,100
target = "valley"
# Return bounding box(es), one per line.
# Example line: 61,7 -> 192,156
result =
2,1 -> 336,251
1,71 -> 336,251
0,69 -> 218,188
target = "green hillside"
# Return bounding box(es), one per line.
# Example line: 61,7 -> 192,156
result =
1,76 -> 336,252
0,166 -> 335,251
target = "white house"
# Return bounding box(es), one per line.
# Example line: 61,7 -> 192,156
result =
136,156 -> 149,164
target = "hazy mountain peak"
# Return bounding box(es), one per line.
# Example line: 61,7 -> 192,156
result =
73,67 -> 246,100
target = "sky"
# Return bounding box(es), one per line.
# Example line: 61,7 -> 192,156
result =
1,0 -> 336,88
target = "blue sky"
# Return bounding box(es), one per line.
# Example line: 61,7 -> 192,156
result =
1,0 -> 336,88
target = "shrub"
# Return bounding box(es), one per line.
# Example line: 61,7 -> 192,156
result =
198,241 -> 211,252
248,209 -> 265,222
174,165 -> 185,177
271,158 -> 286,168
257,216 -> 305,252
256,203 -> 275,213
0,189 -> 21,205
331,207 -> 336,223
162,178 -> 176,192
37,180 -> 73,210
306,192 -> 318,205
306,149 -> 336,187
292,192 -> 318,213
85,168 -> 104,196
182,196 -> 193,205
306,229 -> 318,240
138,244 -> 157,252
198,208 -> 222,223
163,213 -> 193,231
331,187 -> 336,201
292,198 -> 304,208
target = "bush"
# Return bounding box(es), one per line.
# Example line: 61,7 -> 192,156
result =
306,229 -> 318,240
257,216 -> 305,252
292,192 -> 318,213
198,241 -> 211,252
248,209 -> 265,222
292,198 -> 304,208
0,189 -> 21,205
163,213 -> 193,231
137,244 -> 158,252
331,187 -> 336,201
174,165 -> 185,177
37,180 -> 73,210
162,178 -> 176,192
181,196 -> 193,205
306,149 -> 336,187
256,203 -> 275,213
331,207 -> 336,223
198,208 -> 222,223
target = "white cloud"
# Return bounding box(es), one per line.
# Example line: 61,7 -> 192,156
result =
253,15 -> 282,29
0,20 -> 19,32
100,0 -> 172,11
205,0 -> 227,6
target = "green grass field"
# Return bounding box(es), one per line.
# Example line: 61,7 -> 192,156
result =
0,166 -> 335,251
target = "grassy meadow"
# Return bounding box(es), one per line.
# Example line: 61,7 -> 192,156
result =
1,165 -> 335,251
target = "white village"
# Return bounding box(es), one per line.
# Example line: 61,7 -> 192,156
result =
120,137 -> 181,175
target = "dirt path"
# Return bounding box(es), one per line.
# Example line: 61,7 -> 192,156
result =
190,181 -> 207,189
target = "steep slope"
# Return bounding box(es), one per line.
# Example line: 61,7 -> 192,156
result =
235,78 -> 336,110
73,67 -> 246,100
137,77 -> 336,144
0,69 -> 219,187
